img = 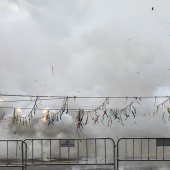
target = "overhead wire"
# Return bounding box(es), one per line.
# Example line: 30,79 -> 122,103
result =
0,106 -> 97,111
0,94 -> 170,99
0,97 -> 65,103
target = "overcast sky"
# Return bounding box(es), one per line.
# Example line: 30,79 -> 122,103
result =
1,0 -> 170,139
1,0 -> 170,97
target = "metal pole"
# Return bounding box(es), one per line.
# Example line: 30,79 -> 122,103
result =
77,139 -> 79,164
32,140 -> 33,164
21,141 -> 24,170
163,139 -> 165,160
104,139 -> 106,164
86,139 -> 88,164
50,140 -> 51,160
7,141 -> 8,160
95,139 -> 97,164
148,139 -> 149,160
133,139 -> 134,160
59,139 -> 61,159
68,145 -> 70,164
41,140 -> 43,163
141,139 -> 142,160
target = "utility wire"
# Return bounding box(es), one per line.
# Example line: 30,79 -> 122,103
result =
0,106 -> 95,111
0,97 -> 64,103
0,94 -> 170,98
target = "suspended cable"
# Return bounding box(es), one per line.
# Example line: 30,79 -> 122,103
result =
0,106 -> 96,111
1,94 -> 170,99
0,97 -> 65,103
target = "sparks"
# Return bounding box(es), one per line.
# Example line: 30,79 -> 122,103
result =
17,107 -> 21,113
43,116 -> 47,122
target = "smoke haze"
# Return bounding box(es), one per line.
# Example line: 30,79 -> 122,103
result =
0,0 -> 170,141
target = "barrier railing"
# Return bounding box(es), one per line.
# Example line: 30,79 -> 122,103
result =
24,138 -> 115,169
117,138 -> 170,170
5,137 -> 170,169
0,140 -> 27,170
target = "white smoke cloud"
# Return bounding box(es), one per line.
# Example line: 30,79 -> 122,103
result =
0,0 -> 170,144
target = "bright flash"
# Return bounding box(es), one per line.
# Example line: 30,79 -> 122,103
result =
42,108 -> 49,122
43,110 -> 47,114
17,107 -> 21,113
43,116 -> 47,122
42,109 -> 49,114
0,98 -> 3,102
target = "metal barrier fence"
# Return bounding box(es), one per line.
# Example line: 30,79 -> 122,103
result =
5,137 -> 170,169
117,138 -> 170,170
0,140 -> 27,170
24,138 -> 115,169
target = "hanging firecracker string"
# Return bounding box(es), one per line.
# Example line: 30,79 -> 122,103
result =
90,97 -> 109,124
0,111 -> 5,120
13,108 -> 16,124
156,97 -> 170,122
13,96 -> 39,126
75,97 -> 109,131
101,110 -> 108,124
75,109 -> 84,131
108,97 -> 141,128
10,95 -> 170,128
93,114 -> 100,124
13,96 -> 68,126
156,97 -> 170,109
167,107 -> 170,114
43,97 -> 69,126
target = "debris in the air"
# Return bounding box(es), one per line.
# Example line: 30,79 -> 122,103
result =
51,65 -> 54,76
154,96 -> 157,106
0,111 -> 5,120
162,112 -> 166,123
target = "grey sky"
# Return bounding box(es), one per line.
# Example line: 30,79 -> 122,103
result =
1,0 -> 170,96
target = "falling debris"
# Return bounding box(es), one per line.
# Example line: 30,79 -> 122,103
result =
152,7 -> 154,10
51,65 -> 54,76
162,112 -> 166,123
0,112 -> 5,120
